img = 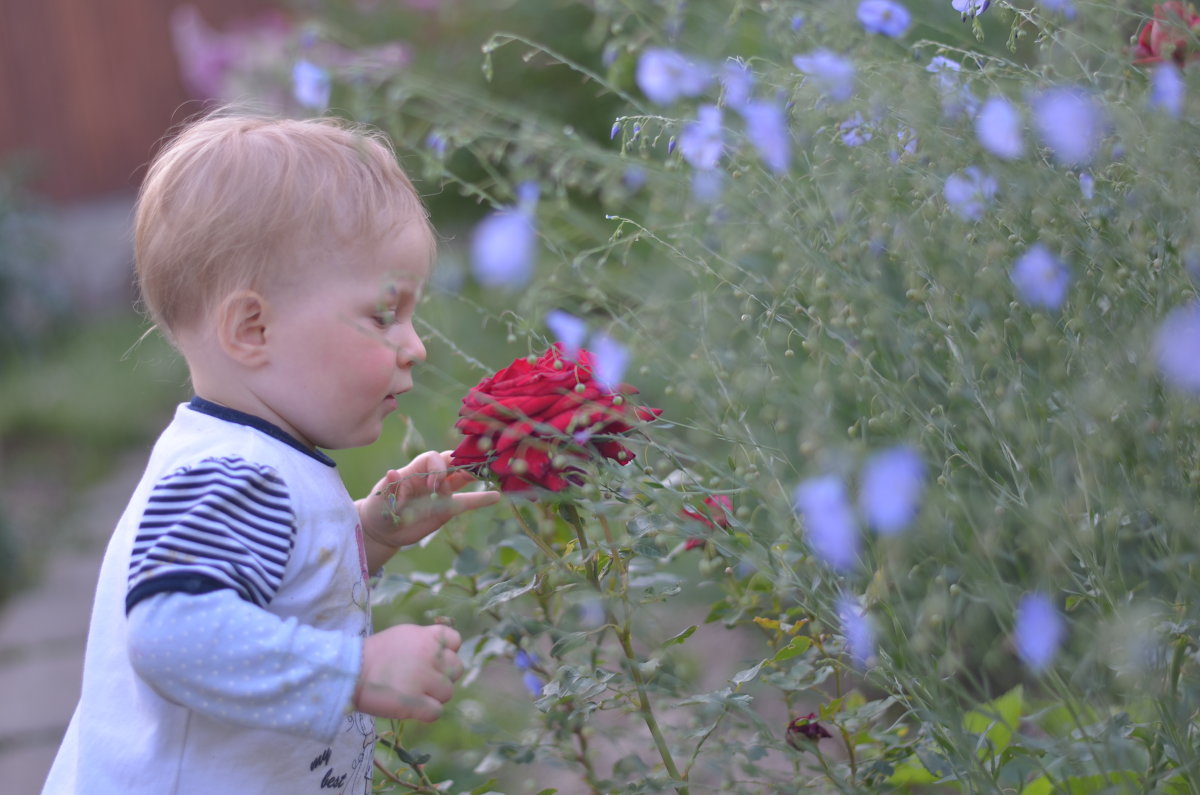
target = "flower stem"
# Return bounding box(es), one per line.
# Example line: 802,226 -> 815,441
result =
599,517 -> 688,793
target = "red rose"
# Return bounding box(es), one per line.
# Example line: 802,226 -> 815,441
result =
1134,2 -> 1200,65
681,495 -> 733,550
450,343 -> 660,493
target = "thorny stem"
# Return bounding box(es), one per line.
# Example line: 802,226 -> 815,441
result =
598,517 -> 689,794
509,502 -> 571,572
378,729 -> 440,792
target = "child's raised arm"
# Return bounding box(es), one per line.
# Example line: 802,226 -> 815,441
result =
357,449 -> 501,572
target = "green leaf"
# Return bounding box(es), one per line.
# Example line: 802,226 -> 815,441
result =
550,631 -> 590,657
482,576 -> 538,609
453,546 -> 486,576
662,625 -> 697,647
963,684 -> 1022,759
772,636 -> 812,662
731,660 -> 766,686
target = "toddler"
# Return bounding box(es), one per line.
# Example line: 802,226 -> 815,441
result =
43,112 -> 499,794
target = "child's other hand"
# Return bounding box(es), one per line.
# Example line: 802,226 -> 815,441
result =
355,624 -> 463,721
360,450 -> 501,552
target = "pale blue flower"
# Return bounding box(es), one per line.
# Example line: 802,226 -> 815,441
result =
522,672 -> 542,696
943,167 -> 997,221
890,126 -> 919,161
741,100 -> 791,173
952,0 -> 990,17
1150,63 -> 1186,118
513,648 -> 544,694
858,0 -> 912,37
292,59 -> 331,111
546,310 -> 588,360
691,169 -> 724,203
793,50 -> 856,103
636,48 -> 712,105
721,59 -> 754,109
1079,172 -> 1094,200
425,132 -> 447,158
839,112 -> 874,147
927,56 -> 978,119
1031,87 -> 1106,166
1014,592 -> 1064,672
610,121 -> 621,140
794,476 -> 859,571
791,14 -> 806,31
1155,301 -> 1200,394
679,104 -> 724,170
975,96 -> 1024,160
858,445 -> 925,535
1010,244 -> 1070,310
622,166 -> 647,191
471,184 -> 538,289
1041,0 -> 1075,18
838,595 -> 875,667
590,333 -> 629,391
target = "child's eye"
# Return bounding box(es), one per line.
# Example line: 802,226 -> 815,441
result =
373,309 -> 397,327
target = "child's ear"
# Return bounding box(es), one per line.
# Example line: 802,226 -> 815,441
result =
215,289 -> 270,366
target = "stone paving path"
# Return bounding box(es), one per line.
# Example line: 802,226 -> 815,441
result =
0,456 -> 144,795
0,194 -> 139,795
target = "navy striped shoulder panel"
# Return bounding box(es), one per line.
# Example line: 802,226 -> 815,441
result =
126,456 -> 297,614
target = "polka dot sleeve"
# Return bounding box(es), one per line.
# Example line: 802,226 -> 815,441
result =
127,589 -> 362,742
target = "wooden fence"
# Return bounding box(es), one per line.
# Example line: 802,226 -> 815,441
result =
0,0 -> 275,201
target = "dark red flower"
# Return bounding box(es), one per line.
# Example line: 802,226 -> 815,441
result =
1133,2 -> 1200,65
450,344 -> 660,493
786,713 -> 832,748
681,495 -> 733,550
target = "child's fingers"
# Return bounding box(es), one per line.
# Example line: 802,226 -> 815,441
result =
432,624 -> 462,652
450,491 -> 502,513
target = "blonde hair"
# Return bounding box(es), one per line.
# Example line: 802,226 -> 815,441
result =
134,111 -> 430,338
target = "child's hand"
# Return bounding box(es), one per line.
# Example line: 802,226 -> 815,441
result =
359,450 -> 501,559
355,624 -> 463,721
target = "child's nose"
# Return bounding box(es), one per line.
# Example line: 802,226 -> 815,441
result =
397,326 -> 426,366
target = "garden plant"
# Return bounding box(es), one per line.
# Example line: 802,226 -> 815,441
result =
185,0 -> 1200,791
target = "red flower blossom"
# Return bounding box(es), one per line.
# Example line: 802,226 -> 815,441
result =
681,495 -> 733,550
786,713 -> 832,748
450,344 -> 660,493
1133,2 -> 1200,65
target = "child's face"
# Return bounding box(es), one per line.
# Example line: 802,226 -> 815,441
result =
260,220 -> 433,450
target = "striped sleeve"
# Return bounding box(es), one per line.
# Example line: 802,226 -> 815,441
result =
126,456 -> 296,614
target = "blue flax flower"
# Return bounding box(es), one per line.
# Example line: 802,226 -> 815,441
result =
1150,63 -> 1186,118
1155,301 -> 1200,394
858,446 -> 925,535
1041,0 -> 1075,19
636,48 -> 712,105
721,59 -> 754,109
858,0 -> 912,38
741,100 -> 791,174
1010,244 -> 1070,310
1078,172 -> 1095,200
1014,592 -> 1064,672
951,0 -> 990,18
470,183 -> 538,289
679,105 -> 724,170
590,333 -> 629,392
839,112 -> 874,147
792,50 -> 856,103
927,56 -> 978,119
1032,87 -> 1106,166
943,167 -> 997,221
975,96 -> 1024,160
545,310 -> 588,360
691,170 -> 724,204
794,476 -> 859,571
292,60 -> 331,111
837,594 -> 875,667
